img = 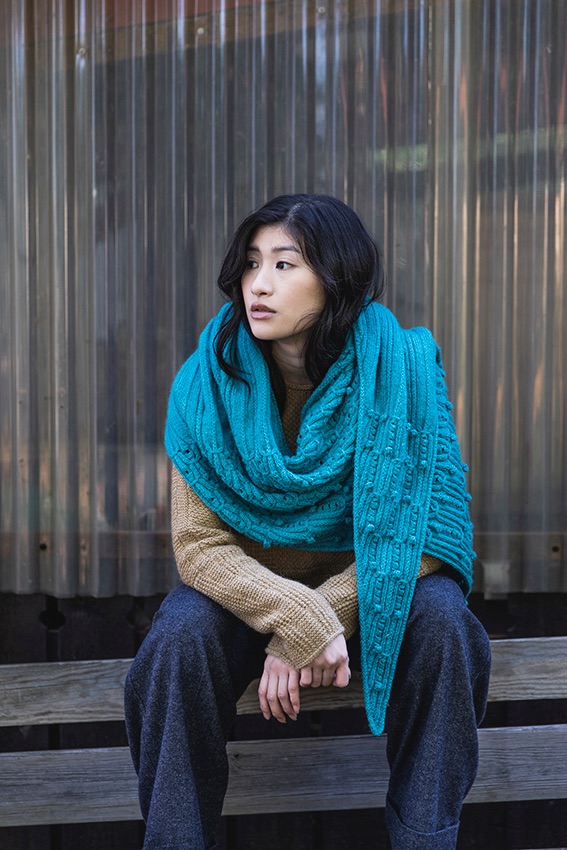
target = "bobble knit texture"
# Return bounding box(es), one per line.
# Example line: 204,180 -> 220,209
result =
165,301 -> 475,735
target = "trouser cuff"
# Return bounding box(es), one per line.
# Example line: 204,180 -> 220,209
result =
385,798 -> 459,850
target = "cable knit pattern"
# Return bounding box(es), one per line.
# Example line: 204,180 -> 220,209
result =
166,301 -> 474,734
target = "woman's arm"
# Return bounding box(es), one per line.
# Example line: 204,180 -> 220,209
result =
265,553 -> 441,665
264,563 -> 357,663
170,467 -> 345,669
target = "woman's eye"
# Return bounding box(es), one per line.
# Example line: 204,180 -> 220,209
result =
276,260 -> 292,270
245,259 -> 258,269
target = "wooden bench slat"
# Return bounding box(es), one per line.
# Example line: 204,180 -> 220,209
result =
471,724 -> 567,804
224,734 -> 389,815
0,659 -> 131,726
1,725 -> 566,826
488,636 -> 567,701
1,637 -> 566,727
238,636 -> 567,710
0,748 -> 139,826
236,671 -> 366,714
225,724 -> 567,813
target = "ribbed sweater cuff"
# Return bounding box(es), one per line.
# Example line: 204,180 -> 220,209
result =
266,625 -> 345,669
316,562 -> 359,639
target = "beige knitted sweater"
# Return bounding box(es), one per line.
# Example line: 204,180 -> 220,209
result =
171,383 -> 440,668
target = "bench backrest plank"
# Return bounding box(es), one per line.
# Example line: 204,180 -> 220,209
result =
1,637 -> 566,727
488,636 -> 567,701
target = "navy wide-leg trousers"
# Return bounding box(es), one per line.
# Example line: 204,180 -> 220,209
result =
124,574 -> 490,850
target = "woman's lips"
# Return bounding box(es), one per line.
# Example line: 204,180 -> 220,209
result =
250,303 -> 276,318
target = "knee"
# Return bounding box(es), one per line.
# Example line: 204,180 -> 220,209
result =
405,574 -> 490,677
128,586 -> 231,685
153,584 -> 225,645
408,574 -> 467,634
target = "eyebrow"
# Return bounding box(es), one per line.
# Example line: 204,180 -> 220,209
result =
246,243 -> 301,254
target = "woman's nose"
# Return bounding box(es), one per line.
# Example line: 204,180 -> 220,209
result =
250,270 -> 273,296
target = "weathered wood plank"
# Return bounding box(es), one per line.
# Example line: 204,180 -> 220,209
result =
234,635 -> 567,714
224,734 -> 388,815
0,725 -> 566,826
0,748 -> 140,826
236,671 -> 366,714
488,636 -> 567,701
0,660 -> 363,726
471,724 -> 567,803
0,659 -> 131,726
225,724 -> 567,813
1,637 -> 565,727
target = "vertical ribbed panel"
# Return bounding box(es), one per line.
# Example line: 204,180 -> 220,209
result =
0,0 -> 565,596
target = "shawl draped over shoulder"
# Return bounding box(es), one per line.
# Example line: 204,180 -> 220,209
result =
165,300 -> 475,734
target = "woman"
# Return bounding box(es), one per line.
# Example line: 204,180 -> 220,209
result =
125,194 -> 491,850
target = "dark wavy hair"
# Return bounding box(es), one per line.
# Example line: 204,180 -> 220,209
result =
215,193 -> 386,407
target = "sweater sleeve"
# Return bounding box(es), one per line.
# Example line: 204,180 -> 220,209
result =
170,467 -> 345,668
265,562 -> 359,665
265,554 -> 442,664
266,549 -> 443,655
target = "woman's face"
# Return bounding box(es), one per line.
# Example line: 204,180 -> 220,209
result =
241,224 -> 326,350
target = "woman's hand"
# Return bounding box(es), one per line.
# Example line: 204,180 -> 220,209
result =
258,655 -> 301,723
299,634 -> 350,688
258,635 -> 351,723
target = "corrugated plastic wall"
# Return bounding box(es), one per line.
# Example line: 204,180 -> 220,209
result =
0,0 -> 565,596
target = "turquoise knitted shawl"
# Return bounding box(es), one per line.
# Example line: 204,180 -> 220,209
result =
165,301 -> 474,734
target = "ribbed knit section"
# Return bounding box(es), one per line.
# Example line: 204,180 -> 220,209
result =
353,317 -> 439,733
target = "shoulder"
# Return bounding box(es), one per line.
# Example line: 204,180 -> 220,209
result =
404,325 -> 439,358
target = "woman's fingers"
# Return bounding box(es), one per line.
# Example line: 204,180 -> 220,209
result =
299,634 -> 351,690
258,656 -> 300,723
332,658 -> 351,688
260,637 -> 351,722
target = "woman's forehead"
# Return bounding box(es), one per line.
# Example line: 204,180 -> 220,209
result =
247,223 -> 297,250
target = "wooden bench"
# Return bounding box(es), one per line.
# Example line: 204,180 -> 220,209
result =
0,636 -> 566,827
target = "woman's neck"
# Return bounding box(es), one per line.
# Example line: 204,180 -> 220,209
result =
272,339 -> 311,385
